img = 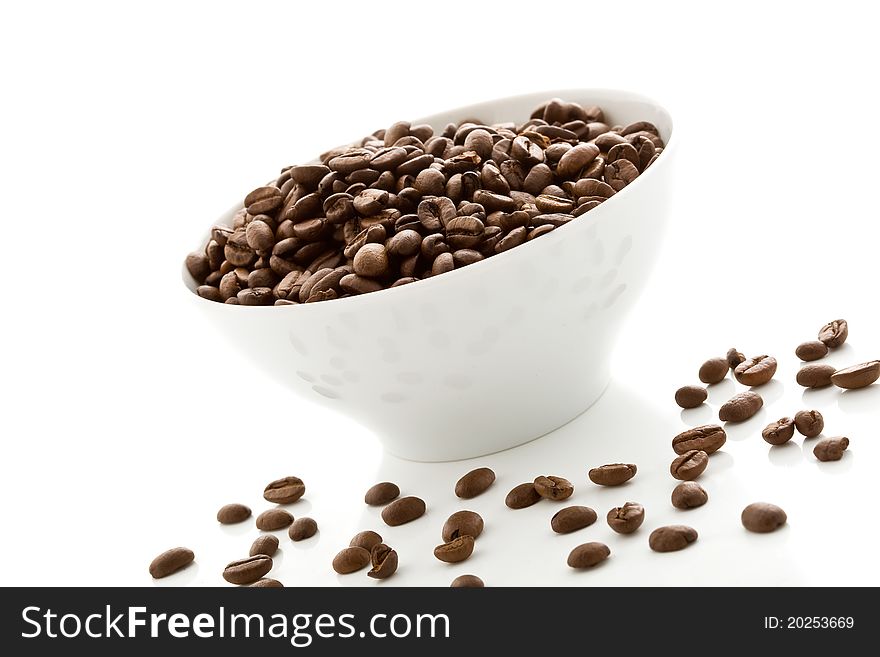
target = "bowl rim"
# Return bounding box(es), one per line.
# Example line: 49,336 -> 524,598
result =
182,87 -> 675,313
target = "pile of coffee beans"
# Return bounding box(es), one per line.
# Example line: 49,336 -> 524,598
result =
184,98 -> 665,306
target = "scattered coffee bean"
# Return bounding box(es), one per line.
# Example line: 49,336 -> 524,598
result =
249,578 -> 283,588
588,463 -> 637,486
149,547 -> 195,579
762,417 -> 795,445
813,436 -> 849,461
719,391 -> 763,422
672,424 -> 727,455
381,496 -> 426,526
455,467 -> 496,499
255,509 -> 294,531
223,555 -> 273,585
606,502 -> 645,534
734,355 -> 777,386
434,535 -> 475,563
669,450 -> 709,481
332,546 -> 371,574
741,503 -> 787,533
364,482 -> 400,506
831,361 -> 880,389
451,574 -> 484,588
796,363 -> 836,388
675,385 -> 707,409
217,503 -> 251,524
533,475 -> 574,501
726,347 -> 746,369
794,410 -> 824,438
442,511 -> 484,542
567,542 -> 610,569
671,482 -> 708,509
263,476 -> 305,504
350,530 -> 383,551
288,517 -> 318,541
505,483 -> 542,509
699,357 -> 729,384
249,535 -> 279,557
649,525 -> 698,552
818,319 -> 848,348
796,340 -> 829,361
551,506 -> 598,534
367,543 -> 398,579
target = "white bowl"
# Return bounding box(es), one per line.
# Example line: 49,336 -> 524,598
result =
182,88 -> 675,461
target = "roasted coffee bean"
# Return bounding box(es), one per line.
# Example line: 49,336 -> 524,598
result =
649,525 -> 698,552
217,503 -> 251,524
350,531 -> 383,551
255,509 -> 294,531
332,546 -> 371,574
796,340 -> 829,361
813,436 -> 849,461
762,417 -> 795,445
567,542 -> 610,569
237,287 -> 274,306
185,252 -> 211,282
818,319 -> 848,348
364,482 -> 400,506
605,159 -> 639,190
675,385 -> 707,409
670,450 -> 709,481
263,476 -> 305,504
672,425 -> 727,455
550,506 -> 597,534
588,463 -> 637,486
434,535 -> 475,563
831,361 -> 880,389
796,363 -> 836,388
381,496 -> 426,526
223,555 -> 273,585
533,475 -> 574,501
671,482 -> 708,509
244,186 -> 283,215
699,357 -> 729,384
442,511 -> 484,542
367,543 -> 398,579
455,467 -> 496,498
224,230 -> 255,267
197,285 -> 223,302
451,574 -> 484,588
249,535 -> 279,557
726,347 -> 746,369
288,517 -> 318,541
149,547 -> 194,579
794,410 -> 824,438
741,503 -> 787,533
734,355 -> 777,386
245,219 -> 275,252
557,143 -> 600,179
249,578 -> 284,588
606,502 -> 645,534
719,391 -> 763,422
505,482 -> 542,509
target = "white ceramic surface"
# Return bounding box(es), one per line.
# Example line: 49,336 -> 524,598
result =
182,89 -> 675,461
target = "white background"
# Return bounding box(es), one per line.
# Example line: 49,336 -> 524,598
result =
1,0 -> 878,587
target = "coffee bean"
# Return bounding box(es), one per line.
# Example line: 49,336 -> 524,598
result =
719,391 -> 763,422
606,502 -> 645,534
698,357 -> 729,384
675,385 -> 707,409
217,503 -> 251,524
796,340 -> 829,361
818,319 -> 848,348
505,483 -> 542,509
244,186 -> 283,215
381,496 -> 426,526
149,547 -> 194,579
364,482 -> 400,506
831,361 -> 880,389
588,463 -> 637,486
533,475 -> 574,501
813,436 -> 849,461
197,285 -> 223,302
223,555 -> 273,585
567,542 -> 610,569
671,482 -> 708,509
185,252 -> 211,283
263,476 -> 305,504
741,503 -> 787,533
670,450 -> 709,481
455,467 -> 496,498
796,363 -> 836,388
332,546 -> 371,574
649,525 -> 698,552
237,287 -> 274,306
249,535 -> 279,557
249,578 -> 284,588
442,511 -> 484,542
672,424 -> 727,455
350,531 -> 383,551
288,517 -> 318,541
434,535 -> 475,563
734,355 -> 777,386
367,543 -> 398,579
726,347 -> 746,369
451,574 -> 484,588
794,409 -> 824,438
255,509 -> 294,531
762,417 -> 795,445
550,506 -> 597,534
